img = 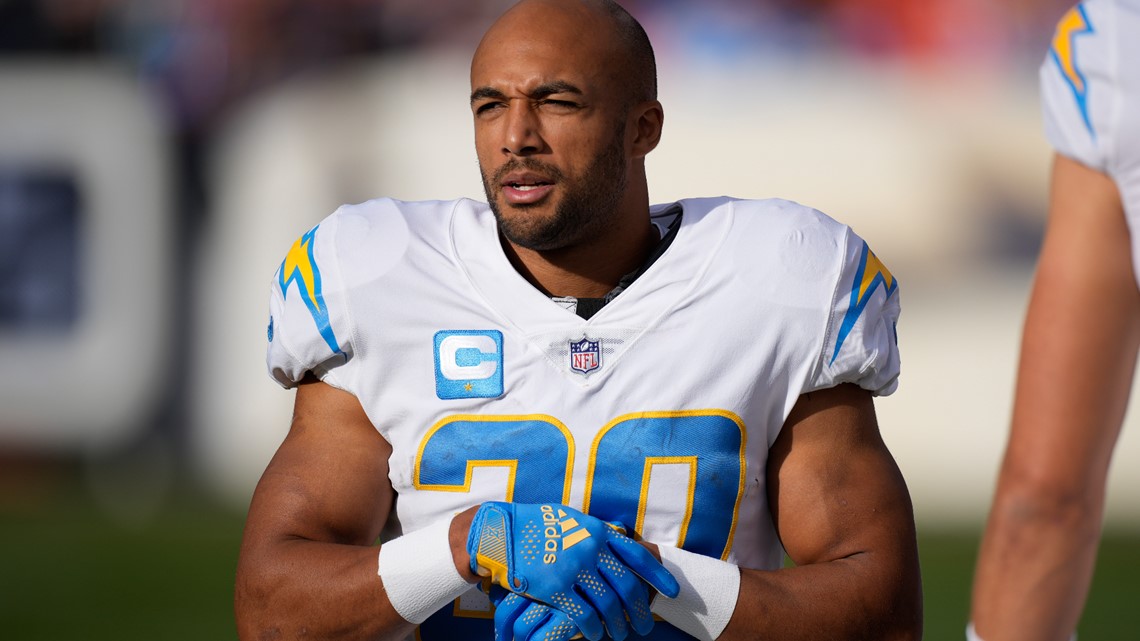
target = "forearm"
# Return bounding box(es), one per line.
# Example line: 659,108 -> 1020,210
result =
641,539 -> 920,641
237,512 -> 479,641
723,553 -> 921,641
971,475 -> 1105,641
970,154 -> 1139,641
236,538 -> 411,641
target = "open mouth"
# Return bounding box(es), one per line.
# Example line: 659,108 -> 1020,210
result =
501,174 -> 556,205
506,181 -> 550,191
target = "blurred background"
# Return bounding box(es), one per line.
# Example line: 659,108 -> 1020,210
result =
3,0 -> 1139,639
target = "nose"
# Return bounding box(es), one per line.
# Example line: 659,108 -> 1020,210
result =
503,101 -> 543,156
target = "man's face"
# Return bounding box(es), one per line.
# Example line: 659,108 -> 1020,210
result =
470,6 -> 632,252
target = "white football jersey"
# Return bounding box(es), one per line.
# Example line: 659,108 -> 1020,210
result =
1042,0 -> 1140,283
266,196 -> 901,640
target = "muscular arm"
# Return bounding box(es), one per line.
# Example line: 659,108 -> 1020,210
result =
235,379 -> 474,641
971,154 -> 1140,641
727,383 -> 921,640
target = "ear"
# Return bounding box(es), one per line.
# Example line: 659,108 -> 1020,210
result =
629,100 -> 664,159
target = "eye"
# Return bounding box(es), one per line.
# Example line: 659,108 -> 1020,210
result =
474,101 -> 506,116
539,99 -> 580,111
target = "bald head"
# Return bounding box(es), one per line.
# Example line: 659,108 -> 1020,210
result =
475,0 -> 657,105
469,0 -> 665,257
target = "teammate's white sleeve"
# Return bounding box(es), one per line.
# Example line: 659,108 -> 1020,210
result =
1039,0 -> 1140,182
1039,0 -> 1120,173
266,208 -> 356,390
809,226 -> 901,396
1040,0 -> 1140,286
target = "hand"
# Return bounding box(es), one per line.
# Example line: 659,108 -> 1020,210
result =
492,589 -> 581,641
467,502 -> 679,641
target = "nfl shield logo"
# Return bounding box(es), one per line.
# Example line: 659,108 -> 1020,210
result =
569,337 -> 601,374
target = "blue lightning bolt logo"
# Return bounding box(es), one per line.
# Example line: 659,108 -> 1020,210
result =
1050,3 -> 1096,137
280,225 -> 342,355
831,242 -> 897,364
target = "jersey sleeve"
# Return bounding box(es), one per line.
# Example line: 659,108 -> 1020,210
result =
809,227 -> 901,396
266,210 -> 355,390
1041,1 -> 1140,282
1039,0 -> 1118,172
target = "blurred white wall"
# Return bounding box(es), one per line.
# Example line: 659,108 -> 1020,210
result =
0,63 -> 173,451
191,50 -> 1140,527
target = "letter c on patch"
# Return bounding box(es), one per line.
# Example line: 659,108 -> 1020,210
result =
434,330 -> 504,400
439,334 -> 498,380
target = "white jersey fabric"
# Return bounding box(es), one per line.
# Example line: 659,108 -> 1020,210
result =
1041,0 -> 1140,283
266,196 -> 901,640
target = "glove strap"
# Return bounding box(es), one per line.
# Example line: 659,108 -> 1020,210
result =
467,502 -> 517,591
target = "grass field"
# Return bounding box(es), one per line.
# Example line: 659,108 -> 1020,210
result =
2,483 -> 1138,640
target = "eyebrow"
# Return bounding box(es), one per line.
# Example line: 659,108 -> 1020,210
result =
469,81 -> 584,105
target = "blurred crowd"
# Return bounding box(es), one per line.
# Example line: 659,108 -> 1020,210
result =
0,0 -> 1072,227
0,0 -> 1074,488
0,0 -> 1071,170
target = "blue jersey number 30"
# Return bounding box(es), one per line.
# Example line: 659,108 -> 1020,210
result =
413,410 -> 746,641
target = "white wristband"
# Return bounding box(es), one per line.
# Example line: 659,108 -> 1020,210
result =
377,517 -> 474,624
650,545 -> 741,641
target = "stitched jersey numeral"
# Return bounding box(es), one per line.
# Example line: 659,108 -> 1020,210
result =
414,414 -> 574,504
412,410 -> 745,640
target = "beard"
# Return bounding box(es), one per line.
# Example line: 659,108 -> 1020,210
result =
481,125 -> 628,252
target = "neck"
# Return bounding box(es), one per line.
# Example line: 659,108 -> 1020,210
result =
503,202 -> 657,299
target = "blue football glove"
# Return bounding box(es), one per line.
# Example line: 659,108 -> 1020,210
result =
467,502 -> 679,641
493,590 -> 582,641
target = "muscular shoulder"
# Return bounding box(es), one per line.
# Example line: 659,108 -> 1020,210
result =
731,197 -> 850,247
673,196 -> 852,279
266,197 -> 479,389
321,197 -> 473,269
675,196 -> 901,396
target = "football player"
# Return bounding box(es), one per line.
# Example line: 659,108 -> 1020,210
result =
970,1 -> 1140,640
235,1 -> 922,640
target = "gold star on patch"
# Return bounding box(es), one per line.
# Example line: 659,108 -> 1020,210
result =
464,383 -> 474,392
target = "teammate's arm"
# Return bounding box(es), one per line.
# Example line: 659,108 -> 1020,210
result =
235,378 -> 476,641
970,153 -> 1140,641
723,382 -> 921,640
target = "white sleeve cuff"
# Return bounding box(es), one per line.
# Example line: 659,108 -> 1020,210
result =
650,545 -> 741,641
377,516 -> 474,624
